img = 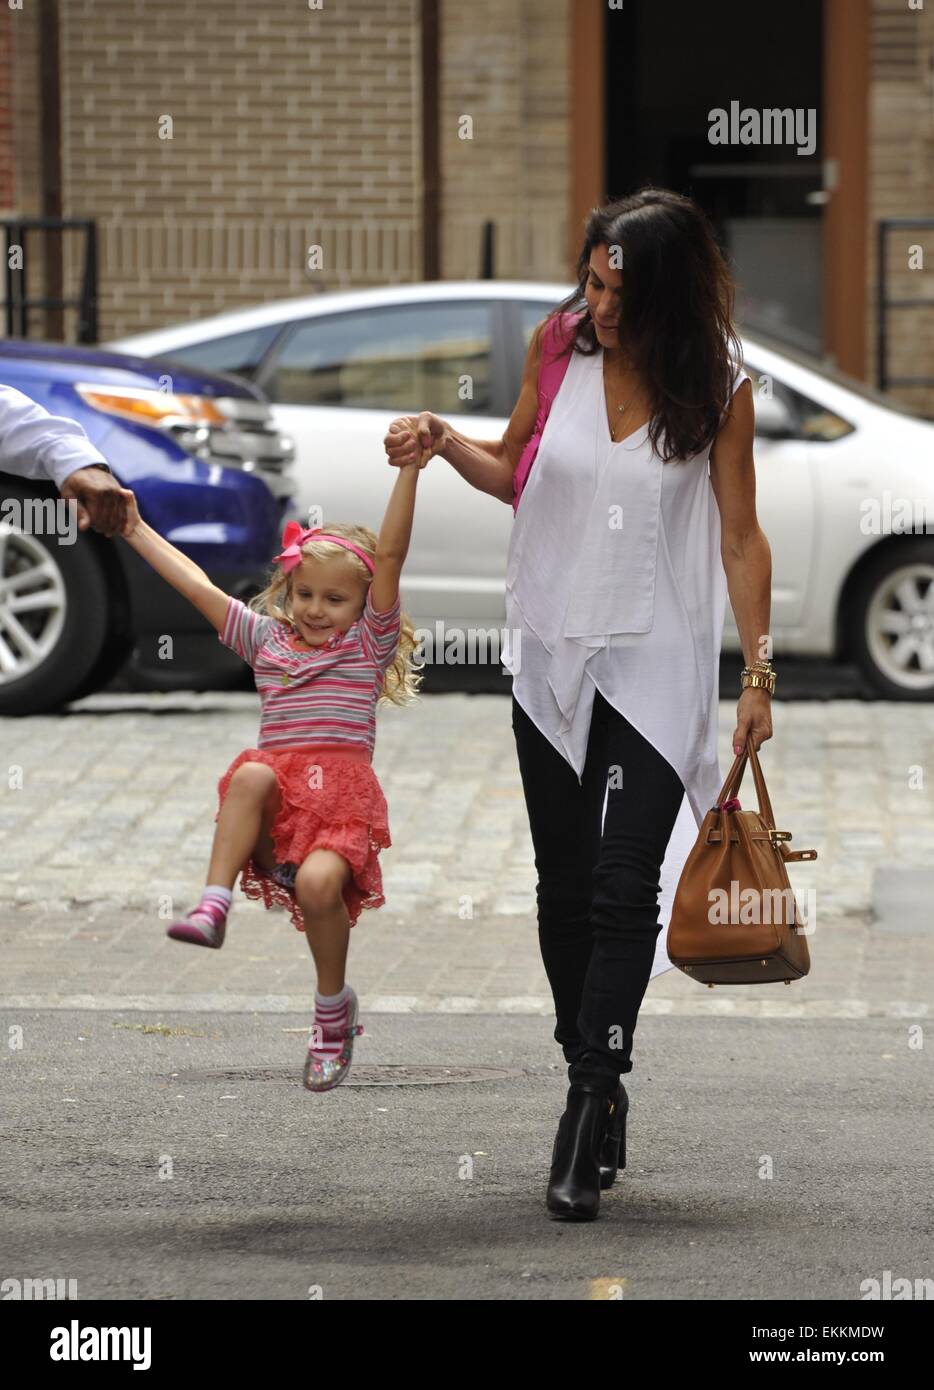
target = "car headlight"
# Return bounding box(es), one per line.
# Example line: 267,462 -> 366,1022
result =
74,383 -> 227,459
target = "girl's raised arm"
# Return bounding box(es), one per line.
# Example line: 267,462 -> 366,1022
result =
370,459 -> 420,614
122,519 -> 231,633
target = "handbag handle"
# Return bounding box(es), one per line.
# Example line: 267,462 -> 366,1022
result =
713,737 -> 776,830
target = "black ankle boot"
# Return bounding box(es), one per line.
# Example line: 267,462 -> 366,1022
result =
597,1082 -> 629,1189
546,1082 -> 614,1221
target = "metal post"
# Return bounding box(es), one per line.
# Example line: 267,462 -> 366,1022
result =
480,220 -> 494,280
80,221 -> 98,344
876,220 -> 887,393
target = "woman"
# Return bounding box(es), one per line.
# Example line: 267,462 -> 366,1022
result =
383,189 -> 775,1220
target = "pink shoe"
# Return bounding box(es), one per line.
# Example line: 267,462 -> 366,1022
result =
166,911 -> 226,948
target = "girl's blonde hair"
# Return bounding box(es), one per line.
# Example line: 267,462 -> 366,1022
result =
247,522 -> 423,707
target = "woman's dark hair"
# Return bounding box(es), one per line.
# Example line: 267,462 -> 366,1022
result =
548,187 -> 744,462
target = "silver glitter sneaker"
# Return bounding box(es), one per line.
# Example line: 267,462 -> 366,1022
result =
302,986 -> 364,1092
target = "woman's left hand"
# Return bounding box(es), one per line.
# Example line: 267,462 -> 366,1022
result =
732,688 -> 773,756
384,413 -> 448,468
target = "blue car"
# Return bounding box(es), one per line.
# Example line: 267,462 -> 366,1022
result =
0,339 -> 298,716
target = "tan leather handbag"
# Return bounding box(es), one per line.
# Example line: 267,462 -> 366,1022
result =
667,738 -> 817,985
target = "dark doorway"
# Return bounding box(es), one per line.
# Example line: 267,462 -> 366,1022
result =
605,0 -> 824,352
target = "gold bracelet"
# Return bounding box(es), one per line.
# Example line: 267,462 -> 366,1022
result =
741,667 -> 776,695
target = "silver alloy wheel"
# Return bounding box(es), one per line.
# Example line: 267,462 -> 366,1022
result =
865,561 -> 934,692
0,523 -> 67,684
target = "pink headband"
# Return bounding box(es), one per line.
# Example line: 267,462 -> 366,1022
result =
273,522 -> 375,575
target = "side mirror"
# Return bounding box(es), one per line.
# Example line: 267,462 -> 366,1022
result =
754,392 -> 797,441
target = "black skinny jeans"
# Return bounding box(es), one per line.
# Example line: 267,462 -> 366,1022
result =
511,686 -> 686,1094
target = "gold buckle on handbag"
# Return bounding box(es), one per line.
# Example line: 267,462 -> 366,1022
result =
768,829 -> 792,846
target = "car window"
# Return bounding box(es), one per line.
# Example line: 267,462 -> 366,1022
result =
519,303 -> 856,441
745,366 -> 855,441
264,302 -> 494,413
748,331 -> 928,419
784,382 -> 854,441
156,325 -> 283,379
520,300 -> 565,349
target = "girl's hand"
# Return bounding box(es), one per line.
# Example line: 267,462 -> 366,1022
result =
732,688 -> 773,756
384,412 -> 448,469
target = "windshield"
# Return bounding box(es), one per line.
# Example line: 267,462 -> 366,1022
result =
744,330 -> 930,421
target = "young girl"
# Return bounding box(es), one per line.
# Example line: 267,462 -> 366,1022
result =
121,460 -> 424,1091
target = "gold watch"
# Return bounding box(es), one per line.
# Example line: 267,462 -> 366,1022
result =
741,663 -> 776,695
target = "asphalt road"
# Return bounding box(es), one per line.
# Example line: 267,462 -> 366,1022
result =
3,684 -> 929,1306
2,1006 -> 929,1301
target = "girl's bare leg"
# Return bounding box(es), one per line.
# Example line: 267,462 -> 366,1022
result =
294,850 -> 353,995
206,763 -> 280,887
251,808 -> 279,875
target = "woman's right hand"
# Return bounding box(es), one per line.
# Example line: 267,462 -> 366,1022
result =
383,412 -> 448,469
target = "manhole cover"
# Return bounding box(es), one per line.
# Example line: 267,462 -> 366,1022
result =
163,1064 -> 523,1087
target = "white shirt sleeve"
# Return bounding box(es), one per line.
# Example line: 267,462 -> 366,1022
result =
0,384 -> 110,490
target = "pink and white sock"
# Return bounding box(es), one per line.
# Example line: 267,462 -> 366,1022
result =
310,985 -> 351,1059
188,885 -> 232,929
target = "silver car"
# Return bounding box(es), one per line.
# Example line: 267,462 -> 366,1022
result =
110,280 -> 934,700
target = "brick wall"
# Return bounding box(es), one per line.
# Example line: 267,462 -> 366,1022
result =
868,0 -> 934,415
2,3 -> 48,336
4,4 -> 42,218
0,10 -> 14,214
47,0 -> 570,339
438,0 -> 569,282
6,0 -> 933,404
57,0 -> 423,338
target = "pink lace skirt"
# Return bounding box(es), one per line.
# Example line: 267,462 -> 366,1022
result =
215,743 -> 391,931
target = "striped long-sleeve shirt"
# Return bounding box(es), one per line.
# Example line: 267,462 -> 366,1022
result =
217,586 -> 402,755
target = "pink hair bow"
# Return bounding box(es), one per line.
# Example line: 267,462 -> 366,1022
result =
272,521 -> 375,574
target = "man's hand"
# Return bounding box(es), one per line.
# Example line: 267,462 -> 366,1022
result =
59,467 -> 141,539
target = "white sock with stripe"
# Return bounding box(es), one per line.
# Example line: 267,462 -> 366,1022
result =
189,885 -> 232,929
311,984 -> 351,1058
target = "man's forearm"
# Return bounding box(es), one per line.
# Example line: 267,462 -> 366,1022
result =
440,427 -> 514,503
722,528 -> 773,668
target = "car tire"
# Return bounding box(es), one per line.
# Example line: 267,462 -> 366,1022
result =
121,651 -> 253,694
0,479 -> 112,716
848,538 -> 934,701
65,627 -> 136,704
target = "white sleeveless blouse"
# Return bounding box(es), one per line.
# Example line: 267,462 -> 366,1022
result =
502,340 -> 750,978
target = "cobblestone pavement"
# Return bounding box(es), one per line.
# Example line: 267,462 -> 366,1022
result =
2,692 -> 933,1018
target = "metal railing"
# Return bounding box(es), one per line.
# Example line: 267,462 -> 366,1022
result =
876,218 -> 934,392
1,217 -> 98,343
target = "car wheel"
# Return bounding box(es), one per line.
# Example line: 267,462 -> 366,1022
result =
849,539 -> 934,700
0,483 -> 111,715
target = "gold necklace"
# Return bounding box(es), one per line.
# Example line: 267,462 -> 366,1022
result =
603,353 -> 641,441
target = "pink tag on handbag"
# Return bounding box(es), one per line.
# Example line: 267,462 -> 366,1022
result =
511,311 -> 582,514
